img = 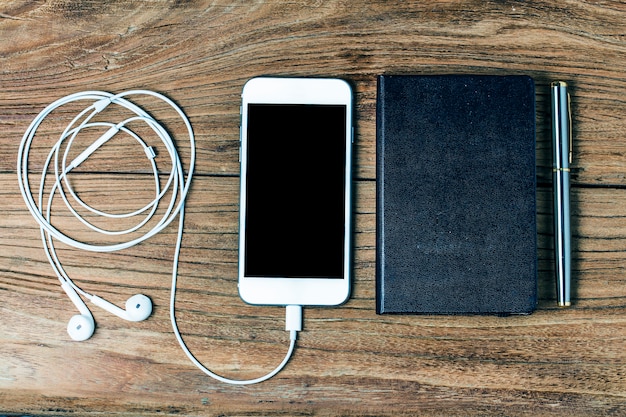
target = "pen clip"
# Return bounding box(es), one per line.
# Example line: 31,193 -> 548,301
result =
567,91 -> 573,164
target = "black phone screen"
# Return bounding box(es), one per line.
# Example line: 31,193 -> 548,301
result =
244,104 -> 347,278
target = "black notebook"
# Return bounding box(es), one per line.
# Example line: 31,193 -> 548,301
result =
376,75 -> 537,315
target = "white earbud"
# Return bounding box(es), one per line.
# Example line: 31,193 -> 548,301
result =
61,282 -> 95,341
67,314 -> 95,342
61,282 -> 151,340
91,294 -> 152,322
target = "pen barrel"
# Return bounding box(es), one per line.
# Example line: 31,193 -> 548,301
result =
553,168 -> 571,306
551,81 -> 572,307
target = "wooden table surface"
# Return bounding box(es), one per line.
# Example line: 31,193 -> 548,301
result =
1,1 -> 625,416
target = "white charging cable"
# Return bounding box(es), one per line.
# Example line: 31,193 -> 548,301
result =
17,90 -> 301,385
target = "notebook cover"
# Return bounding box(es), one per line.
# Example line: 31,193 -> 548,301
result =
376,74 -> 537,315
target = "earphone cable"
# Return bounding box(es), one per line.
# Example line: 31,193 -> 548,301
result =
169,209 -> 301,385
17,90 -> 299,385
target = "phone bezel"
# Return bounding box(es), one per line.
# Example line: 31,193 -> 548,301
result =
238,77 -> 353,306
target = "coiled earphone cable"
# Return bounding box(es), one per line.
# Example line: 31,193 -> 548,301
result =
17,90 -> 300,385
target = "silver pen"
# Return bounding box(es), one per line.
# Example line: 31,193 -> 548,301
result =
551,81 -> 572,307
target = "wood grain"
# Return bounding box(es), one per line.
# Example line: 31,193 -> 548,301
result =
1,0 -> 626,416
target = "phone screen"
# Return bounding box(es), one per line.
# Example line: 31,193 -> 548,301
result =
244,104 -> 347,279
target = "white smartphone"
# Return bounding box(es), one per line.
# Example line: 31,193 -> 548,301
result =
238,77 -> 353,306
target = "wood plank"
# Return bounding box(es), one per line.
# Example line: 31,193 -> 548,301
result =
1,1 -> 626,184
